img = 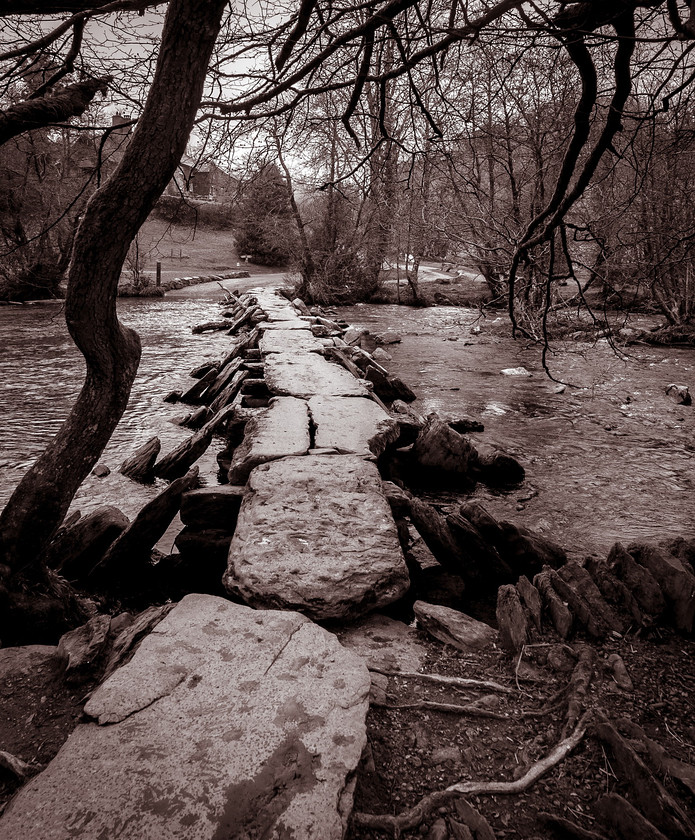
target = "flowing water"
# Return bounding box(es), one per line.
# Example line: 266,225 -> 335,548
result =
338,304 -> 695,557
0,289 -> 693,558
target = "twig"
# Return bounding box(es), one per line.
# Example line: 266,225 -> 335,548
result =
352,712 -> 590,834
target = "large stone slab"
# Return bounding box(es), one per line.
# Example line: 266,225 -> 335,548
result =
265,352 -> 369,398
309,395 -> 400,457
228,396 -> 310,485
259,328 -> 325,355
224,455 -> 410,621
0,595 -> 370,840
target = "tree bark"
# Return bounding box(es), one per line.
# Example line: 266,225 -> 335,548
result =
0,0 -> 226,626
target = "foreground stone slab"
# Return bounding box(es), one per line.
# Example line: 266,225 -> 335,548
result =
265,352 -> 368,398
309,395 -> 400,457
0,595 -> 370,840
259,327 -> 325,355
228,396 -> 310,485
225,455 -> 410,621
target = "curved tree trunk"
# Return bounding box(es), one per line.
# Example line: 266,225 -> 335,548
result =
0,0 -> 226,637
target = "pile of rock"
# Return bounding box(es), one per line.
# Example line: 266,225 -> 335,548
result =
496,538 -> 695,653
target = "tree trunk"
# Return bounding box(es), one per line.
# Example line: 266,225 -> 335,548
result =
0,0 -> 226,634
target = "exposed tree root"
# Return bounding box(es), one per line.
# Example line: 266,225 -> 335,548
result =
538,811 -> 611,840
593,714 -> 695,839
562,644 -> 594,738
351,712 -> 590,837
373,699 -> 508,720
368,667 -> 516,695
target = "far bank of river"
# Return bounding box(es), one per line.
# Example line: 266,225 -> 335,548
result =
0,286 -> 693,559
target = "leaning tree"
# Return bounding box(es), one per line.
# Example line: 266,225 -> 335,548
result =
1,0 -> 695,637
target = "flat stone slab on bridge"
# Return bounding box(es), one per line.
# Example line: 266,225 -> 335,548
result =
0,595 -> 370,840
228,396 -> 310,485
309,395 -> 400,457
224,454 -> 410,621
265,352 -> 369,398
259,327 -> 325,355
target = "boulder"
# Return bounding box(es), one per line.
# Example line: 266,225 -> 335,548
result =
497,521 -> 567,577
608,542 -> 665,618
94,468 -> 199,585
628,542 -> 695,633
412,415 -> 477,482
0,595 -> 370,840
413,601 -> 498,651
228,396 -> 310,485
44,506 -> 130,581
57,615 -> 112,682
119,436 -> 161,482
496,584 -> 529,654
365,366 -> 416,403
174,527 -> 233,565
472,440 -> 525,486
665,383 -> 691,406
224,455 -> 410,621
153,427 -> 213,481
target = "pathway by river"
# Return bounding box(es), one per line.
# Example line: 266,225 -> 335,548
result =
0,280 -> 693,558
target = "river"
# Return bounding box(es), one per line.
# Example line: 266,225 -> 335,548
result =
1,286 -> 693,558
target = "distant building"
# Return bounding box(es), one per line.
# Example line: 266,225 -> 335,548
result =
68,114 -> 237,200
165,154 -> 237,200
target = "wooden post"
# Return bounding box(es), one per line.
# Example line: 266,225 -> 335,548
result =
156,261 -> 162,286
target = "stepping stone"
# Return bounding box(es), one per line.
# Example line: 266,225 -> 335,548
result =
0,595 -> 370,840
224,455 -> 410,621
228,396 -> 310,485
259,328 -> 325,355
265,353 -> 368,398
309,395 -> 400,457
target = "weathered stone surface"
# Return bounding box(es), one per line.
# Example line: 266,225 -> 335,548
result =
309,395 -> 400,457
628,542 -> 695,633
608,542 -> 665,618
44,506 -> 130,580
412,415 -> 477,480
119,436 -> 161,482
413,601 -> 498,651
496,585 -> 529,653
57,614 -> 112,681
259,328 -> 324,355
337,613 -> 427,672
265,352 -> 369,398
225,455 -> 410,621
0,595 -> 370,840
228,396 -> 310,485
180,485 -> 246,529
